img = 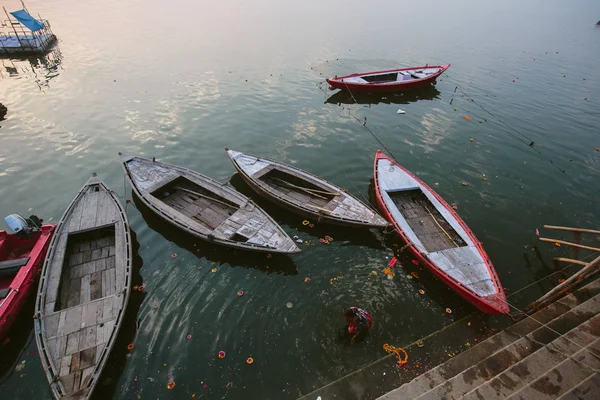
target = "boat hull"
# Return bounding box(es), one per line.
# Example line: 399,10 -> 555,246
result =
327,64 -> 449,93
373,150 -> 508,314
0,225 -> 54,340
226,149 -> 388,229
34,175 -> 132,400
121,155 -> 300,254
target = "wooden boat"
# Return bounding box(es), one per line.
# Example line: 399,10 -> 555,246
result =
373,150 -> 508,314
120,154 -> 300,254
327,64 -> 450,93
226,149 -> 388,229
0,219 -> 54,340
34,174 -> 132,399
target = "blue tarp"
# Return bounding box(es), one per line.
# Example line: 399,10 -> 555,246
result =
10,9 -> 44,32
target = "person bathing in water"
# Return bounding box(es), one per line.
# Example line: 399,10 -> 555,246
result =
342,307 -> 372,344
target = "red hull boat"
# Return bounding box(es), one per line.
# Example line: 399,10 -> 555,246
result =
373,150 -> 508,314
327,64 -> 450,93
0,223 -> 54,339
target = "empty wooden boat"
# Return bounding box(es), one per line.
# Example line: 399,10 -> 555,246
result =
374,150 -> 508,314
34,174 -> 132,399
120,154 -> 300,254
226,149 -> 388,228
327,64 -> 450,93
0,216 -> 54,340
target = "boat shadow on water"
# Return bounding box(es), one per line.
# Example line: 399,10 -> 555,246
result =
90,228 -> 145,400
0,294 -> 36,383
131,193 -> 300,275
325,85 -> 441,106
228,173 -> 388,251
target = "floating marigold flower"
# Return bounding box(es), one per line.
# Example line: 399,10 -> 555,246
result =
211,268 -> 217,273
127,343 -> 134,351
419,289 -> 425,295
246,357 -> 254,365
237,290 -> 244,297
218,351 -> 226,359
463,116 -> 472,121
446,308 -> 452,314
304,277 -> 311,283
138,285 -> 145,292
132,285 -> 139,291
167,381 -> 176,389
302,220 -> 310,226
171,253 -> 177,258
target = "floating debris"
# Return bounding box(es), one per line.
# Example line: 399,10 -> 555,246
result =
286,302 -> 294,308
15,360 -> 26,372
417,341 -> 424,348
138,285 -> 145,292
237,290 -> 244,297
304,277 -> 311,283
218,351 -> 226,359
463,116 -> 472,121
187,335 -> 192,339
302,220 -> 310,226
167,381 -> 176,389
383,343 -> 408,365
246,357 -> 254,365
171,253 -> 177,258
211,268 -> 217,273
411,272 -> 419,279
397,109 -> 406,114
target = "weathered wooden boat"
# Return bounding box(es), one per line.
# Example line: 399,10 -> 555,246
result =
226,149 -> 388,228
373,150 -> 508,314
120,154 -> 300,254
327,64 -> 450,93
0,216 -> 54,340
34,174 -> 132,399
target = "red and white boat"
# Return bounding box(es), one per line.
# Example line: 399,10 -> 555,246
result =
327,64 -> 450,93
373,151 -> 508,314
0,215 -> 54,339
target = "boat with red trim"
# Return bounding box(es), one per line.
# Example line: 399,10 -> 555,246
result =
0,215 -> 54,339
373,150 -> 508,314
327,64 -> 450,93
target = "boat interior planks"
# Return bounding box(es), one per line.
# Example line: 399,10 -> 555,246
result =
226,148 -> 388,229
120,154 -> 299,254
374,150 -> 507,314
35,174 -> 132,400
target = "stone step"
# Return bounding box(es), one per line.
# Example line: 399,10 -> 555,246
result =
557,372 -> 600,400
506,338 -> 600,400
413,294 -> 600,400
378,279 -> 600,400
464,312 -> 600,399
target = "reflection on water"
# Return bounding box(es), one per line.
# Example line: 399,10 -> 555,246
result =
0,46 -> 62,91
325,85 -> 441,105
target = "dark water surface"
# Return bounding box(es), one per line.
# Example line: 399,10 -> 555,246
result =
1,0 -> 600,398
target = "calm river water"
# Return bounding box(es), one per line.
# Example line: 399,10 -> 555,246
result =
1,0 -> 599,398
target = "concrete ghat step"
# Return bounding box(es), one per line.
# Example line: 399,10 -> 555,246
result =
377,280 -> 600,400
557,372 -> 600,400
506,338 -> 600,400
464,312 -> 600,399
413,294 -> 600,400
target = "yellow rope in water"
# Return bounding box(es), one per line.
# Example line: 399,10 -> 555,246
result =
383,344 -> 408,365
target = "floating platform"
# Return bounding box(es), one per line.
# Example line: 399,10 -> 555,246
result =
0,32 -> 56,55
1,4 -> 57,56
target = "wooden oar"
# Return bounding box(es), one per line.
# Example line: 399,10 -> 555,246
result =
306,204 -> 339,216
175,186 -> 237,209
270,177 -> 338,200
